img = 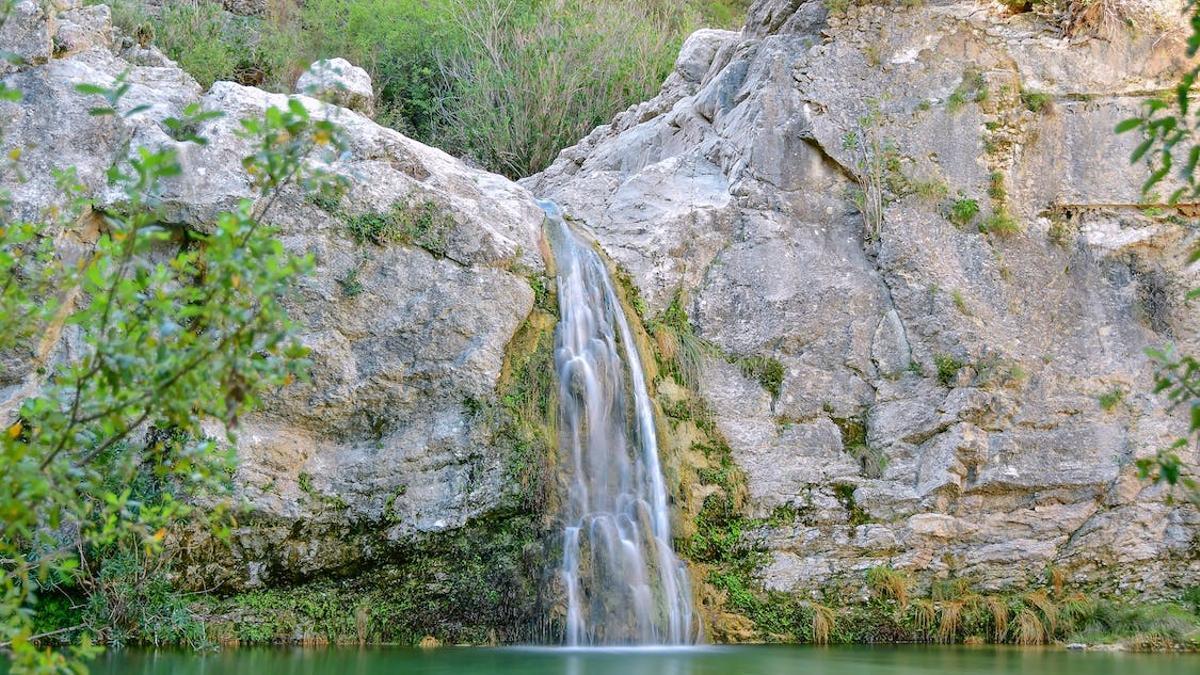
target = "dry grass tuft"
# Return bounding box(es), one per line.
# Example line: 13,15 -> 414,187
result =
1016,607 -> 1047,645
867,566 -> 912,609
810,602 -> 836,645
1047,565 -> 1066,597
911,599 -> 937,638
986,595 -> 1010,641
938,600 -> 964,643
1026,590 -> 1060,635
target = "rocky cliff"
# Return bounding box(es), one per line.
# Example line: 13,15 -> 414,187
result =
1,0 -> 554,637
526,0 -> 1200,630
4,0 -> 1200,645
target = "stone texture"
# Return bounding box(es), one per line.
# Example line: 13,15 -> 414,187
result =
295,57 -> 375,117
527,0 -> 1200,600
0,0 -> 55,73
1,9 -> 546,588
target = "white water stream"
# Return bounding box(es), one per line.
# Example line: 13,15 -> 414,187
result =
540,200 -> 697,646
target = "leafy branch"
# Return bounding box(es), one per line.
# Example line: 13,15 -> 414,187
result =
0,70 -> 347,673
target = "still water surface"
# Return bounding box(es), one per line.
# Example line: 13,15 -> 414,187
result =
72,645 -> 1196,675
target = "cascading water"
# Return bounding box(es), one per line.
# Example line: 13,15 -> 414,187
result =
539,199 -> 697,646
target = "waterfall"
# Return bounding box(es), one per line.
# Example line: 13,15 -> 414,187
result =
539,199 -> 697,646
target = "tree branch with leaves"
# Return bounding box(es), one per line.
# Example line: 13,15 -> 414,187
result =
0,66 -> 346,673
1115,0 -> 1200,506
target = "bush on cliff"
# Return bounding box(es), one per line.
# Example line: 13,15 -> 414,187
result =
100,0 -> 749,178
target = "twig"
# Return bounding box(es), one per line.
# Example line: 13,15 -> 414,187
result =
0,624 -> 83,648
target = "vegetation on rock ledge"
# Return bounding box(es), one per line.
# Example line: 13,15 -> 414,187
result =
100,0 -> 750,178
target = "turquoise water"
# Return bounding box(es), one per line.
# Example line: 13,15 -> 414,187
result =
67,645 -> 1196,674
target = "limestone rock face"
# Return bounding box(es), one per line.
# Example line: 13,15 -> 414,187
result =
295,58 -> 375,117
1,4 -> 546,588
1,0 -> 55,73
526,0 -> 1200,599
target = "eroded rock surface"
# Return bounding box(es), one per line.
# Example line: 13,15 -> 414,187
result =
0,2 -> 547,590
526,0 -> 1200,603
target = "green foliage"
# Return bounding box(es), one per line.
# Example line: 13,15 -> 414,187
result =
843,99 -> 888,241
946,197 -> 980,227
215,512 -> 547,645
124,0 -> 302,90
911,177 -> 950,202
833,483 -> 871,526
981,208 -> 1021,237
1021,89 -> 1053,113
987,171 -> 1008,200
934,354 -> 964,386
947,68 -> 987,113
650,290 -> 710,392
975,356 -> 1028,389
345,200 -> 455,256
832,416 -> 886,478
338,267 -> 364,297
119,0 -> 744,178
1065,598 -> 1200,648
438,0 -> 699,178
825,0 -> 852,15
493,312 -> 558,513
685,439 -> 807,641
951,289 -> 970,315
866,566 -> 911,608
81,546 -> 208,648
0,68 -> 345,671
1098,386 -> 1126,411
977,171 -> 1021,237
609,264 -> 649,318
738,355 -> 786,400
1112,2 -> 1200,505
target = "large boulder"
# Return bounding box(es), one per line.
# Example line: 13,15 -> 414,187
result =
0,4 -> 546,589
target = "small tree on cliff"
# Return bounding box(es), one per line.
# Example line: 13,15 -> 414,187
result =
0,45 -> 346,675
1117,1 -> 1200,503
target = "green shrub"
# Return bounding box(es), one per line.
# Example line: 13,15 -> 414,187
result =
149,1 -> 303,89
1,72 -> 342,671
981,208 -> 1021,237
299,0 -> 459,140
934,354 -> 964,386
120,0 -> 747,178
987,171 -> 1008,200
947,68 -> 987,113
947,197 -> 979,227
1098,387 -> 1125,411
1021,89 -> 1052,113
345,199 -> 456,255
436,0 -> 697,177
739,355 -> 786,399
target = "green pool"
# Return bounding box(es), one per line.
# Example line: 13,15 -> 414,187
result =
58,644 -> 1198,674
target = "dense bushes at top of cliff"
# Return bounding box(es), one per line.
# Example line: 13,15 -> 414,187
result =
100,0 -> 748,178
